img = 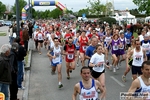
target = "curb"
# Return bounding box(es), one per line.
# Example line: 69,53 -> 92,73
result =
25,50 -> 32,70
22,50 -> 32,100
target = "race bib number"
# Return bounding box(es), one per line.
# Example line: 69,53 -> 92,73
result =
135,57 -> 141,61
39,36 -> 42,40
113,45 -> 118,50
99,63 -> 104,67
67,54 -> 73,60
126,39 -> 130,44
55,52 -> 59,57
83,46 -> 87,51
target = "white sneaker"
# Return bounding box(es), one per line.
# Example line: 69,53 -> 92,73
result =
113,67 -> 116,73
18,86 -> 25,90
76,63 -> 79,67
116,66 -> 119,70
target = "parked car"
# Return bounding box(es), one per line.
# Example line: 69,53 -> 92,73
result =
0,20 -> 5,26
4,21 -> 12,26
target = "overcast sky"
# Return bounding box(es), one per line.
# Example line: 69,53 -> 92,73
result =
1,0 -> 138,12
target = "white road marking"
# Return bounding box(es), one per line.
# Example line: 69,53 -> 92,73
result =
110,76 -> 125,87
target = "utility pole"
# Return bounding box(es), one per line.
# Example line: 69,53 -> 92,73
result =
28,0 -> 30,19
16,0 -> 20,37
30,0 -> 32,19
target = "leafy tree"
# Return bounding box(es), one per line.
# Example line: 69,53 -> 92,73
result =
0,1 -> 6,18
78,8 -> 89,17
129,8 -> 139,15
50,8 -> 63,19
12,0 -> 27,15
88,0 -> 106,18
105,2 -> 113,15
133,0 -> 150,14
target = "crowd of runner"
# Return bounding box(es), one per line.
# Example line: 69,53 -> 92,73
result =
1,19 -> 150,100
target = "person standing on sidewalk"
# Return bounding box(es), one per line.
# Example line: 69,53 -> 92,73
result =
0,44 -> 12,100
9,43 -> 19,100
15,37 -> 27,89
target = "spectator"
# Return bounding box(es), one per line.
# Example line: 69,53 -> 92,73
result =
9,42 -> 19,100
14,37 -> 26,89
0,44 -> 12,100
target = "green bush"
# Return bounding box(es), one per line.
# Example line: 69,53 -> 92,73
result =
98,17 -> 117,26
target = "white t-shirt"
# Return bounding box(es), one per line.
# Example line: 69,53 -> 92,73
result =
95,28 -> 100,32
139,35 -> 144,42
147,32 -> 150,36
33,31 -> 38,39
90,53 -> 105,72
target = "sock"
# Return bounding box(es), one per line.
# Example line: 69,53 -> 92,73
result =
59,82 -> 61,85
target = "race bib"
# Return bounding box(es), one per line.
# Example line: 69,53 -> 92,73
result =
126,39 -> 130,44
99,63 -> 104,67
135,57 -> 141,61
55,52 -> 60,57
67,54 -> 73,60
83,46 -> 87,51
113,45 -> 118,50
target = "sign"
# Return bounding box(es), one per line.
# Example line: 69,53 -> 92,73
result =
82,13 -> 86,18
0,92 -> 5,100
39,2 -> 50,6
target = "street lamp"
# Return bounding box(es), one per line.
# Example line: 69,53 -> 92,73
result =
126,7 -> 128,24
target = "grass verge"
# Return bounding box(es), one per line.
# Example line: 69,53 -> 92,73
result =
0,32 -> 6,36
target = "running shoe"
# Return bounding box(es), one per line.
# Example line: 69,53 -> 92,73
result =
113,67 -> 116,73
67,76 -> 70,80
76,63 -> 79,67
116,66 -> 119,70
59,84 -> 63,88
51,70 -> 55,75
122,75 -> 126,82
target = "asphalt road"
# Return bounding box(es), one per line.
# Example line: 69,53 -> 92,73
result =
28,47 -> 133,100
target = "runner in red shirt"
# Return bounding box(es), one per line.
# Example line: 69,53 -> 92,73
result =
64,29 -> 72,44
63,37 -> 76,79
79,30 -> 89,67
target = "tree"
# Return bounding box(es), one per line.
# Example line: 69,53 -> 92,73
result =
133,0 -> 150,14
78,8 -> 89,17
129,9 -> 139,15
50,8 -> 63,19
0,1 -> 6,18
12,0 -> 27,15
105,2 -> 113,15
88,0 -> 106,18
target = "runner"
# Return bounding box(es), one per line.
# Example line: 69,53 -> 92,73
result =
127,61 -> 150,100
36,29 -> 45,54
111,34 -> 120,72
63,37 -> 76,79
89,44 -> 110,99
85,36 -> 98,71
73,31 -> 81,67
104,28 -> 112,65
126,39 -> 147,80
118,32 -> 126,66
79,30 -> 89,67
72,67 -> 105,100
124,29 -> 132,49
47,37 -> 63,88
141,34 -> 150,60
122,39 -> 135,82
